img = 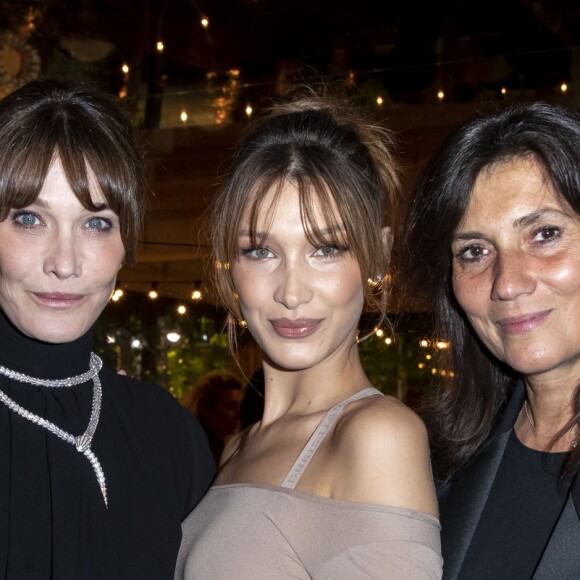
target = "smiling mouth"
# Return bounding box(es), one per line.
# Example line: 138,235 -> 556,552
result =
33,293 -> 86,309
270,318 -> 322,339
496,310 -> 552,334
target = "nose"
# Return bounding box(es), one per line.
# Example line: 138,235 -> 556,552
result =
491,250 -> 536,301
273,258 -> 314,310
43,230 -> 82,279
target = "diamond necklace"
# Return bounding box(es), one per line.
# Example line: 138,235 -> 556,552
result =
0,353 -> 108,507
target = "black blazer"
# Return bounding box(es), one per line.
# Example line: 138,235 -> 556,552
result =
438,382 -> 580,579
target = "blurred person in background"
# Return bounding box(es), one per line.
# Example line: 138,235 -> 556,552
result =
184,371 -> 243,462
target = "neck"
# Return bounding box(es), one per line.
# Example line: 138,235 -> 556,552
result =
0,309 -> 93,379
516,373 -> 578,451
259,354 -> 370,423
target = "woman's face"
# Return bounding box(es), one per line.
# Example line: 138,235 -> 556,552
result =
0,157 -> 125,343
231,182 -> 364,372
451,157 -> 580,381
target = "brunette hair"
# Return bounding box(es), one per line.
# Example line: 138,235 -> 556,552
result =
402,101 -> 580,481
0,79 -> 144,262
211,95 -> 400,344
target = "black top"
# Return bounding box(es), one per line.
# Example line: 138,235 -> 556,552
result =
460,430 -> 568,579
0,311 -> 215,579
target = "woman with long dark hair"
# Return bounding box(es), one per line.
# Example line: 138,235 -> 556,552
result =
403,101 -> 580,579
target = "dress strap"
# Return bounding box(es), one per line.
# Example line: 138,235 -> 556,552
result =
280,387 -> 382,489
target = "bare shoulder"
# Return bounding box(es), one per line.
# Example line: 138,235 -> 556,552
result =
331,394 -> 438,517
339,394 -> 428,451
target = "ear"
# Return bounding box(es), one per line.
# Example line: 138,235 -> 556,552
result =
381,226 -> 393,266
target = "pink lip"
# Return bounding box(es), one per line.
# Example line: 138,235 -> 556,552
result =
496,310 -> 552,334
33,293 -> 86,310
270,318 -> 322,339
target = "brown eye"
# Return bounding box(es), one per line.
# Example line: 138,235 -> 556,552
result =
533,226 -> 560,242
456,245 -> 489,262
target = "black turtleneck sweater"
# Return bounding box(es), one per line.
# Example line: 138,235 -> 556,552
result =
0,311 -> 215,579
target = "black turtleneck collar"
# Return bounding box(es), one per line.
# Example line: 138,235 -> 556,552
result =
0,309 -> 93,379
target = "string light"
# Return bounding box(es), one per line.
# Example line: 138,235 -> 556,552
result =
561,82 -> 568,93
201,17 -> 209,28
156,40 -> 164,53
384,337 -> 392,345
500,86 -> 507,95
191,289 -> 203,301
148,283 -> 159,300
375,328 -> 384,338
166,332 -> 181,343
419,339 -> 429,348
180,110 -> 188,122
245,104 -> 253,118
376,95 -> 384,106
437,90 -> 445,101
121,63 -> 129,74
177,305 -> 187,315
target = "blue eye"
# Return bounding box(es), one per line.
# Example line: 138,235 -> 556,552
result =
241,247 -> 274,259
13,211 -> 40,227
314,245 -> 346,258
86,217 -> 111,230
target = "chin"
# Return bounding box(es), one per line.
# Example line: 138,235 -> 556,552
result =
21,321 -> 92,344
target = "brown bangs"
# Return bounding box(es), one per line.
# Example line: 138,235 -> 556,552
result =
0,81 -> 144,263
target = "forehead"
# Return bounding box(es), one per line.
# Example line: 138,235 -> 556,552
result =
242,180 -> 340,230
37,157 -> 106,206
462,157 -> 560,225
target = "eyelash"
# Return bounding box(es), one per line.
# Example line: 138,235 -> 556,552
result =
84,216 -> 113,231
11,211 -> 41,228
313,244 -> 349,258
454,245 -> 489,263
455,225 -> 563,263
10,211 -> 114,231
240,244 -> 349,260
532,225 -> 561,243
240,247 -> 273,260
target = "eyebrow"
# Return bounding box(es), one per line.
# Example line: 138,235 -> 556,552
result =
238,224 -> 346,239
27,198 -> 111,212
513,208 -> 566,228
453,208 -> 568,242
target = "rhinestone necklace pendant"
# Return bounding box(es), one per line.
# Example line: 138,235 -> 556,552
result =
0,353 -> 108,507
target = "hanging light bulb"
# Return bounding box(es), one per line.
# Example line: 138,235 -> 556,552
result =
148,283 -> 159,300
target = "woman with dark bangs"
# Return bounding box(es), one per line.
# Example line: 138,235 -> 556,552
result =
403,102 -> 580,579
0,79 -> 214,578
175,97 -> 442,579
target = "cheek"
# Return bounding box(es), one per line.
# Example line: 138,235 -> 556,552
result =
548,257 -> 580,288
452,272 -> 481,316
94,241 -> 125,280
232,267 -> 263,311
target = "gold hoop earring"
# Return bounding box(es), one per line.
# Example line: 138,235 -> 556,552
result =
367,275 -> 383,288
